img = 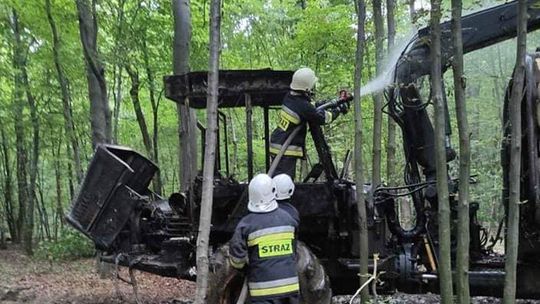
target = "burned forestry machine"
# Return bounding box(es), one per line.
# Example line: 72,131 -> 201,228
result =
66,0 -> 540,301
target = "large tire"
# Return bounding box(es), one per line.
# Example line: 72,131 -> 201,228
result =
296,241 -> 332,303
207,242 -> 332,304
207,244 -> 246,304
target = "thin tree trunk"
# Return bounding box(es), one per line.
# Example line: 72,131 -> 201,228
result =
112,0 -> 126,144
430,1 -> 453,302
36,202 -> 44,242
45,0 -> 83,182
112,66 -> 122,144
76,0 -> 111,148
142,37 -> 163,194
0,127 -> 17,242
386,0 -> 396,185
452,0 -> 471,302
503,0 -> 526,302
53,135 -> 64,241
125,65 -> 153,159
371,0 -> 384,190
354,0 -> 369,303
409,0 -> 416,23
36,174 -> 51,241
173,0 -> 198,192
11,10 -> 29,248
40,177 -> 51,240
65,141 -> 75,200
194,0 -> 220,301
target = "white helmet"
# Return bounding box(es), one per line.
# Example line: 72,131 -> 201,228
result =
290,67 -> 318,92
248,174 -> 278,213
273,174 -> 295,200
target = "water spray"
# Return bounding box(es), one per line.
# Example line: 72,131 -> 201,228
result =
359,30 -> 417,97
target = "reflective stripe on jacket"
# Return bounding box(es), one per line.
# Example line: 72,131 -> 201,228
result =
229,208 -> 299,300
270,92 -> 336,158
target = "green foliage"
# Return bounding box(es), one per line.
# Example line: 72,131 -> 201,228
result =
35,228 -> 94,261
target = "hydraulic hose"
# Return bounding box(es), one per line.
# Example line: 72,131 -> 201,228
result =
375,163 -> 427,241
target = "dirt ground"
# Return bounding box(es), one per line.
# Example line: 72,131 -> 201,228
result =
333,294 -> 540,304
2,246 -> 540,304
0,246 -> 195,303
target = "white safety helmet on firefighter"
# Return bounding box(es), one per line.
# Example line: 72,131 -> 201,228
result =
290,67 -> 318,92
273,174 -> 295,200
248,174 -> 278,213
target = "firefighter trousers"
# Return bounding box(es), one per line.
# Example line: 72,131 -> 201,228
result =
251,294 -> 300,304
270,155 -> 297,181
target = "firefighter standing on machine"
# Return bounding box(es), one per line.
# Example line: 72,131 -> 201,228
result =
269,67 -> 351,180
229,173 -> 300,304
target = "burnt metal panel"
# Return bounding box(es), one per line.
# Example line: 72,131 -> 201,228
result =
66,145 -> 157,249
164,69 -> 293,108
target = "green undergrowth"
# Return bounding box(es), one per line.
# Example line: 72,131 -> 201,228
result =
35,228 -> 94,261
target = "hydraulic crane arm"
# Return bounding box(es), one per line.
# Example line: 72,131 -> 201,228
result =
382,0 -> 540,241
396,0 -> 540,84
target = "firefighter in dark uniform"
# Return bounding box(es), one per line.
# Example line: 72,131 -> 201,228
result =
229,174 -> 300,304
273,174 -> 299,225
270,67 -> 349,180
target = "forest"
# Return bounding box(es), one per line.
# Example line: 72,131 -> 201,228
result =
0,0 -> 536,303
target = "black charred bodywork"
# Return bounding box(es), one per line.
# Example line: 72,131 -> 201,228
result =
67,0 -> 540,299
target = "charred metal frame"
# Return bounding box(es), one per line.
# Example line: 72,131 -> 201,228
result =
245,93 -> 254,180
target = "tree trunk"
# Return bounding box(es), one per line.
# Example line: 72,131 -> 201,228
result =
125,65 -> 153,160
386,0 -> 396,186
194,0 -> 221,302
173,0 -> 198,192
75,0 -> 111,148
112,0 -> 126,144
371,0 -> 384,191
0,126 -> 17,242
45,0 -> 83,182
76,0 -> 112,276
142,37 -> 163,194
52,135 -> 64,241
354,0 -> 369,303
452,0 -> 471,302
65,141 -> 75,200
21,49 -> 39,256
430,1 -> 453,302
112,66 -> 122,144
409,0 -> 416,23
503,0 -> 526,302
11,10 -> 29,249
36,173 -> 51,241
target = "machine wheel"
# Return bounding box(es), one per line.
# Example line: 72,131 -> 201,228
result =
207,244 -> 246,304
296,241 -> 332,303
207,241 -> 332,304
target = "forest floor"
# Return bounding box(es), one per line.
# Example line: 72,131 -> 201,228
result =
0,246 -> 195,303
2,245 -> 540,304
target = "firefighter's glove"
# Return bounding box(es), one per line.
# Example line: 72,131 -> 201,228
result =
338,90 -> 353,102
315,100 -> 326,108
337,102 -> 349,115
